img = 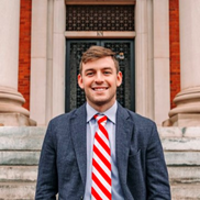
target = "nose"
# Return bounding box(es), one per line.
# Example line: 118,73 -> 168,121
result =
95,71 -> 104,84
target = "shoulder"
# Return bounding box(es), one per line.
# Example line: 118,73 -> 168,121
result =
118,104 -> 156,128
48,103 -> 86,130
50,109 -> 76,125
119,106 -> 160,146
127,109 -> 155,127
127,109 -> 157,138
118,105 -> 158,142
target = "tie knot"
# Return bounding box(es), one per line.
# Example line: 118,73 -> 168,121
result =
94,114 -> 107,125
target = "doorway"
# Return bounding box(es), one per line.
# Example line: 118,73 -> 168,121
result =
65,39 -> 135,112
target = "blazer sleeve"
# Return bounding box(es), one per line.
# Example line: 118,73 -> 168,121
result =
146,122 -> 171,200
35,121 -> 58,200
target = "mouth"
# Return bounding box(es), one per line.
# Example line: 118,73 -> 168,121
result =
92,87 -> 108,91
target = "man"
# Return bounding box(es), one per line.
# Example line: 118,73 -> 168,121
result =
35,46 -> 171,199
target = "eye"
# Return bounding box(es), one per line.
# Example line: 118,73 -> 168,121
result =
86,71 -> 94,76
104,71 -> 111,75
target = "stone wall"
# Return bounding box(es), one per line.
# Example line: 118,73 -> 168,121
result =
0,127 -> 200,199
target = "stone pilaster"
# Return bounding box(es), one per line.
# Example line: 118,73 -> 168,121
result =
135,0 -> 170,125
0,0 -> 35,126
165,0 -> 200,126
30,0 -> 66,125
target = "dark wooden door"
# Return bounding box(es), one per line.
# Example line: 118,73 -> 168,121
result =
65,40 -> 135,112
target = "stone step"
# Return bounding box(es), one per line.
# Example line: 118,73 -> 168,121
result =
171,183 -> 200,200
162,137 -> 200,151
1,181 -> 200,200
159,127 -> 200,152
0,166 -> 38,182
1,165 -> 200,184
0,151 -> 40,165
168,166 -> 200,184
0,127 -> 45,150
0,180 -> 60,200
158,127 -> 200,138
0,166 -> 200,200
1,150 -> 200,166
165,151 -> 200,166
1,127 -> 200,152
0,181 -> 36,200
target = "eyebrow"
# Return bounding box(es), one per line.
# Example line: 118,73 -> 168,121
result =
103,67 -> 113,71
84,68 -> 94,73
84,67 -> 113,72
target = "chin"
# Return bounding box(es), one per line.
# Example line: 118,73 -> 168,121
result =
90,98 -> 106,105
94,99 -> 112,106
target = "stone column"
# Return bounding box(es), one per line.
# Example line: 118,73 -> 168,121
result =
167,0 -> 200,126
0,0 -> 35,126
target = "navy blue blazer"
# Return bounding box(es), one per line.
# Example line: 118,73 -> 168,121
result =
35,103 -> 171,200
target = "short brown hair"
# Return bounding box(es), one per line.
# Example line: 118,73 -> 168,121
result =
79,46 -> 119,74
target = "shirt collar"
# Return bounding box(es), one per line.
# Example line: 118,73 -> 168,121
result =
86,101 -> 117,124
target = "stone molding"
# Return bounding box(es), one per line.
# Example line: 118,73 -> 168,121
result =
170,87 -> 200,114
0,86 -> 29,116
0,86 -> 36,126
164,87 -> 200,126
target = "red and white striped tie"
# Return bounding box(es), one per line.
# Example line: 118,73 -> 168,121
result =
91,114 -> 112,200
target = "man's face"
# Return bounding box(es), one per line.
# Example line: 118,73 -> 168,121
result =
78,56 -> 122,111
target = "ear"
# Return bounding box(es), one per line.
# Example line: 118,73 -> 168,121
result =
117,71 -> 123,87
78,74 -> 84,89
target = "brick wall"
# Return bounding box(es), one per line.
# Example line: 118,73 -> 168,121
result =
169,0 -> 180,109
18,0 -> 32,111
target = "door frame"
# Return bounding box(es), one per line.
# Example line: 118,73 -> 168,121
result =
65,39 -> 135,112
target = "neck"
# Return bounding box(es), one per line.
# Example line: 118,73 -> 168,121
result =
87,101 -> 116,113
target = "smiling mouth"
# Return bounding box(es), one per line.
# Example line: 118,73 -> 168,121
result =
92,87 -> 108,91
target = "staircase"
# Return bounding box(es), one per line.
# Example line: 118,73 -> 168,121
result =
0,127 -> 44,200
159,127 -> 200,200
0,127 -> 200,200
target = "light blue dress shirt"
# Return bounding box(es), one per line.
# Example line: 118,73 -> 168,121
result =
84,101 -> 124,200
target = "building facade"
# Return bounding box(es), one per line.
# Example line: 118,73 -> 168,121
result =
2,0 -> 198,127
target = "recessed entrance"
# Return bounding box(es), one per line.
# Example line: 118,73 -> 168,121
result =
65,39 -> 135,112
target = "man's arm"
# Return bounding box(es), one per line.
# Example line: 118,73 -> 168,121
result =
35,121 -> 58,200
146,123 -> 171,200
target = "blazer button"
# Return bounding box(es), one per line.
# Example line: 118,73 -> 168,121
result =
80,196 -> 83,200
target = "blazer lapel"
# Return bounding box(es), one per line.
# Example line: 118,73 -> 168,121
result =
70,104 -> 87,186
116,104 -> 134,196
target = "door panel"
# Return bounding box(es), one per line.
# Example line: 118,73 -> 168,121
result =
65,40 -> 135,112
